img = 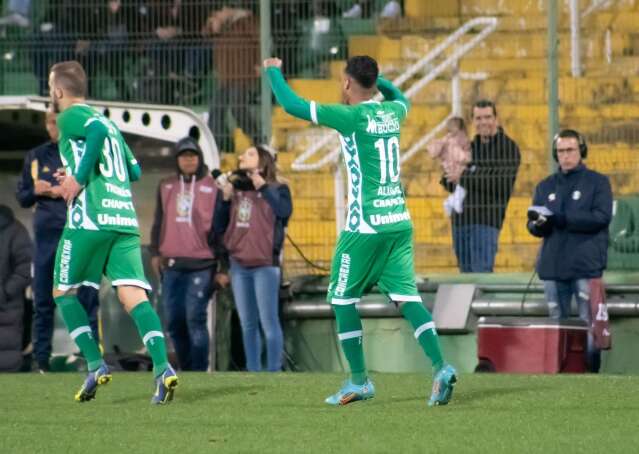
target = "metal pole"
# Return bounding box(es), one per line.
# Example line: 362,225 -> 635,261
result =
451,64 -> 461,116
570,0 -> 582,77
548,0 -> 560,172
260,0 -> 272,144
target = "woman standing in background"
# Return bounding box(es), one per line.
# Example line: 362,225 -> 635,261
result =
215,145 -> 292,372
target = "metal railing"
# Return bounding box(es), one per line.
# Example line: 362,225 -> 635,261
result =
290,16 -> 499,172
287,17 -> 498,238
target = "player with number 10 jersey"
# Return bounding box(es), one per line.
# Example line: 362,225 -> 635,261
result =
266,55 -> 457,408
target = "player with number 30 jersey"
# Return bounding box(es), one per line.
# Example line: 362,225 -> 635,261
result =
49,60 -> 177,405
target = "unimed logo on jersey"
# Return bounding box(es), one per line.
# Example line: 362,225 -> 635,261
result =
60,239 -> 72,284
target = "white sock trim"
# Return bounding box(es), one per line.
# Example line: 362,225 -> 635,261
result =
414,321 -> 436,339
69,326 -> 92,340
56,280 -> 100,291
331,297 -> 360,305
389,293 -> 422,302
112,279 -> 152,291
338,330 -> 362,341
143,330 -> 165,345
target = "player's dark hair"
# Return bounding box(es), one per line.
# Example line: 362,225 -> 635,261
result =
345,55 -> 379,89
472,99 -> 497,117
50,60 -> 87,98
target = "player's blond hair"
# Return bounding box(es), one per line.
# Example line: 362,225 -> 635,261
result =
50,60 -> 87,98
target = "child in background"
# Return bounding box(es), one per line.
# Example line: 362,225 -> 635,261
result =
427,117 -> 471,216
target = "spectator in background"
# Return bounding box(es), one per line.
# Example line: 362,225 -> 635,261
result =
150,137 -> 223,371
0,0 -> 31,28
15,112 -> 99,373
0,205 -> 32,372
527,129 -> 612,372
342,0 -> 402,19
79,0 -> 135,101
427,116 -> 471,217
142,0 -> 211,104
441,100 -> 520,273
204,2 -> 262,152
215,145 -> 292,372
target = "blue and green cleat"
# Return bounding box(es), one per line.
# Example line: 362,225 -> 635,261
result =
74,363 -> 112,402
151,366 -> 179,405
325,378 -> 375,406
428,364 -> 457,407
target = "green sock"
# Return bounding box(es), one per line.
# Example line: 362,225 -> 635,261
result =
333,303 -> 367,385
55,295 -> 104,371
130,301 -> 169,377
400,301 -> 444,373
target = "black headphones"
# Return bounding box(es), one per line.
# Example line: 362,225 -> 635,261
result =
552,129 -> 588,162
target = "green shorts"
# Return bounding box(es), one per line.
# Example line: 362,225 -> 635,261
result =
326,228 -> 421,305
53,229 -> 151,292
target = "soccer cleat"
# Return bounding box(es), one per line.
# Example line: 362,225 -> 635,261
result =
74,363 -> 112,402
325,378 -> 375,406
428,364 -> 457,407
151,366 -> 178,405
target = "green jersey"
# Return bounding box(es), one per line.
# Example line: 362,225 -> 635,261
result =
57,104 -> 141,234
310,98 -> 411,234
266,67 -> 412,234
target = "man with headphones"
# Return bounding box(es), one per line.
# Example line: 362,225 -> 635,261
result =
527,129 -> 613,372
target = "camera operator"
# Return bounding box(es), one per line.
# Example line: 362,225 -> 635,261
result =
527,129 -> 612,372
214,145 -> 292,372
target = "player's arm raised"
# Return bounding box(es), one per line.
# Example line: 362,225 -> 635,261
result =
376,76 -> 410,120
264,57 -> 354,132
263,58 -> 313,122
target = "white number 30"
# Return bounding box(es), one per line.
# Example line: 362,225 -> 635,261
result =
99,137 -> 126,182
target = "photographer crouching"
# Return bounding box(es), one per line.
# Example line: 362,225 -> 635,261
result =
527,129 -> 613,372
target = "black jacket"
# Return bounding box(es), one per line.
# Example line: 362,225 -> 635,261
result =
528,164 -> 612,281
15,141 -> 67,233
441,128 -> 521,229
0,205 -> 33,372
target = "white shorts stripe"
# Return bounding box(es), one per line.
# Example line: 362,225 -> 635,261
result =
338,330 -> 362,341
393,100 -> 408,115
414,321 -> 436,339
389,294 -> 422,302
331,297 -> 360,306
56,281 -> 101,291
111,279 -> 152,291
142,331 -> 165,345
310,101 -> 318,124
69,326 -> 92,340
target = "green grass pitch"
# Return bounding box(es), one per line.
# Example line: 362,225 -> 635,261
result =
2,372 -> 638,453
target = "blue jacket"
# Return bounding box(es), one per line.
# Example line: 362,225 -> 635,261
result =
528,164 -> 612,280
15,141 -> 67,233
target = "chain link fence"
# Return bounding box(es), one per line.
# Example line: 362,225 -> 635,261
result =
2,0 -> 639,278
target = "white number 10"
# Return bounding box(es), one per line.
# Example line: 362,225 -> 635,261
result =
375,137 -> 400,184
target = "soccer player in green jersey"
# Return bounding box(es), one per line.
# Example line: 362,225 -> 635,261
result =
265,56 -> 457,406
49,60 -> 178,404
